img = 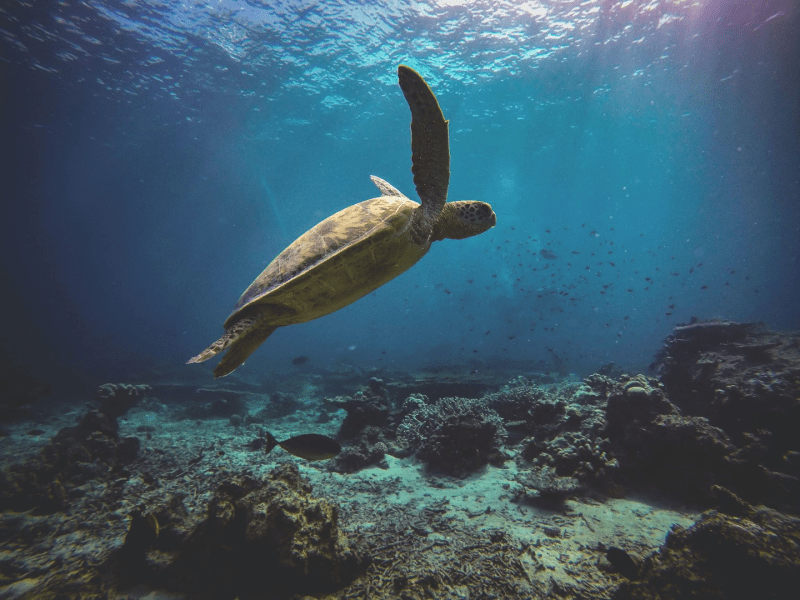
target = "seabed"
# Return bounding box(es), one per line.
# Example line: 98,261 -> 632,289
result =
1,321 -> 798,599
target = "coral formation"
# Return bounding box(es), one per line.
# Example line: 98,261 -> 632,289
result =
0,383 -> 144,513
333,425 -> 388,473
514,465 -> 583,507
327,386 -> 391,439
614,487 -> 800,600
521,431 -> 618,488
482,377 -> 619,500
2,322 -> 798,599
252,390 -> 302,420
654,320 -> 800,465
96,382 -> 151,419
600,365 -> 799,511
116,463 -> 365,597
396,396 -> 506,476
173,391 -> 248,420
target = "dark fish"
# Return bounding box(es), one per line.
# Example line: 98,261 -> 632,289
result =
606,546 -> 639,579
27,429 -> 46,436
265,432 -> 341,461
539,249 -> 558,260
292,356 -> 310,365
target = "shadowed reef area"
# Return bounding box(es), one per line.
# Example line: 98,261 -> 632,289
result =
1,320 -> 798,599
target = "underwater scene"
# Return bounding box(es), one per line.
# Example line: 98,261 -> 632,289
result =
1,0 -> 799,598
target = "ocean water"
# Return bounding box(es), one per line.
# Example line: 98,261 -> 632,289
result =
2,0 -> 798,386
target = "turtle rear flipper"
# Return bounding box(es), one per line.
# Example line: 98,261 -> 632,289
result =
187,315 -> 276,377
187,315 -> 258,364
370,175 -> 406,198
213,325 -> 276,378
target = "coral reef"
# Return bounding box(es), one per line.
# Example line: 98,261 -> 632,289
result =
654,319 -> 800,464
614,487 -> 800,600
333,425 -> 388,473
521,432 -> 618,489
115,463 -> 365,598
484,378 -> 563,425
251,390 -> 302,421
613,322 -> 800,511
482,377 -> 619,500
96,382 -> 151,420
326,382 -> 392,439
2,322 -> 798,599
514,465 -> 583,507
173,390 -> 249,420
0,383 -> 144,513
396,396 -> 506,476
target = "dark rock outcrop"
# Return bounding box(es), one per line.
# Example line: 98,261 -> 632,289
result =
615,488 -> 800,600
115,464 -> 365,598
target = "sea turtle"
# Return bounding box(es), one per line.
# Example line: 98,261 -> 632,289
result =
188,65 -> 496,377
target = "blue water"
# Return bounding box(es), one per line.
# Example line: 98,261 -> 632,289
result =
2,0 -> 798,386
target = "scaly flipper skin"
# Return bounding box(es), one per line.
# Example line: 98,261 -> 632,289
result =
212,323 -> 276,378
187,315 -> 261,365
370,175 -> 406,198
398,65 -> 450,234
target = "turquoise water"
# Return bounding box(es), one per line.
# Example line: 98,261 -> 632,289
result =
2,0 -> 798,384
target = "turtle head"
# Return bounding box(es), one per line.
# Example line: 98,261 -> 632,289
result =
431,201 -> 496,242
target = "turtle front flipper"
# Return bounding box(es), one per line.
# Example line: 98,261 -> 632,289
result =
398,65 -> 450,235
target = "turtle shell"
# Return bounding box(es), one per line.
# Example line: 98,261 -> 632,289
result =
224,195 -> 428,329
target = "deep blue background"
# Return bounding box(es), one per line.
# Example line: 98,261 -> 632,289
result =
1,0 -> 798,390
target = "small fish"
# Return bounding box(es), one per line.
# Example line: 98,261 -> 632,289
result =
265,432 -> 341,461
27,429 -> 46,436
539,249 -> 558,260
292,356 -> 310,365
